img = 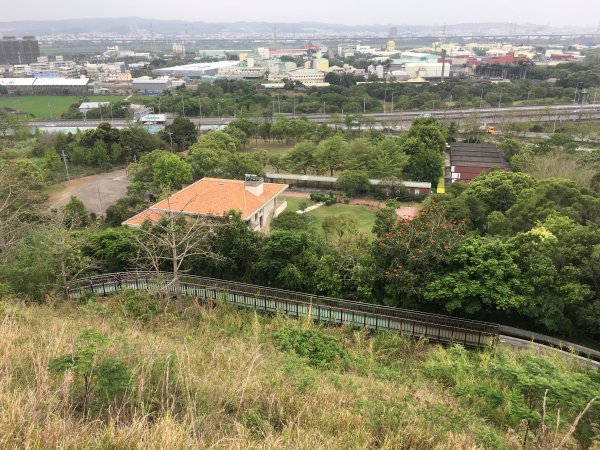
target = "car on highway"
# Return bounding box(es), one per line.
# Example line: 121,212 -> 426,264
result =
418,113 -> 432,118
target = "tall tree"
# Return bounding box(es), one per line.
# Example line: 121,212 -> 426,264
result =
130,203 -> 225,300
314,135 -> 346,176
160,117 -> 197,151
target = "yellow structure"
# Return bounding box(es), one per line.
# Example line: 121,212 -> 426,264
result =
386,40 -> 396,52
312,57 -> 329,72
436,176 -> 445,194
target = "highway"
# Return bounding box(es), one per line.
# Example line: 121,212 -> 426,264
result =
26,103 -> 600,129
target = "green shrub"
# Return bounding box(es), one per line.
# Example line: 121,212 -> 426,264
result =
309,192 -> 324,202
48,328 -> 134,411
120,291 -> 160,323
273,328 -> 346,369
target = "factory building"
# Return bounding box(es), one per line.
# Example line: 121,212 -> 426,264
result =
152,61 -> 239,79
0,77 -> 90,95
132,78 -> 172,94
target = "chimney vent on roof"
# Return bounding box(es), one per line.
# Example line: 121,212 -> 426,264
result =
244,174 -> 264,196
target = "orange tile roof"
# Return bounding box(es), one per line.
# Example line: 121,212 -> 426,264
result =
123,178 -> 288,226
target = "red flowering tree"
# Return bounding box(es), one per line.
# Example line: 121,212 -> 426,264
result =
373,199 -> 466,307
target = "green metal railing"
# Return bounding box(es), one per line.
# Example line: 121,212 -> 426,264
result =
68,271 -> 499,348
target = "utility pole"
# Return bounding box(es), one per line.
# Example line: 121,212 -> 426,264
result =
383,89 -> 387,113
48,103 -> 53,120
61,149 -> 70,181
181,96 -> 185,117
498,88 -> 503,109
480,87 -> 484,108
293,96 -> 296,118
440,49 -> 447,83
363,95 -> 366,113
167,132 -> 174,152
391,92 -> 394,114
573,83 -> 581,104
97,187 -> 103,213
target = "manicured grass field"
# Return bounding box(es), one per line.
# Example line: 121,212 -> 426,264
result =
244,140 -> 293,156
0,95 -> 128,119
283,196 -> 377,236
307,203 -> 377,235
282,196 -> 314,212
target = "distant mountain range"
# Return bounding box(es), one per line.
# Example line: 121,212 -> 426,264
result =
0,17 -> 581,37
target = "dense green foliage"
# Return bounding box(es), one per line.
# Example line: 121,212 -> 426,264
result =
137,77 -> 595,118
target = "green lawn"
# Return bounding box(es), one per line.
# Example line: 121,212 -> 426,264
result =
282,196 -> 314,212
283,196 -> 377,236
307,203 -> 377,235
0,95 -> 128,119
244,140 -> 293,156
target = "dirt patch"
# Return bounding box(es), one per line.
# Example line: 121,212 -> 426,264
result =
47,169 -> 130,215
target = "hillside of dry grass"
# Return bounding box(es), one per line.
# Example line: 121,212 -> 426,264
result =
0,292 -> 598,449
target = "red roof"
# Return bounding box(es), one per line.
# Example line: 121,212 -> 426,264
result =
123,178 -> 288,226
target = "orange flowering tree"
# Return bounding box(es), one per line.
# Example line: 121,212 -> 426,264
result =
373,199 -> 466,308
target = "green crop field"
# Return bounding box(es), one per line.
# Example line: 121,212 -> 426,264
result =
0,95 -> 128,119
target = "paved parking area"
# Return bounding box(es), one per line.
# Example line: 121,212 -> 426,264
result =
48,169 -> 130,215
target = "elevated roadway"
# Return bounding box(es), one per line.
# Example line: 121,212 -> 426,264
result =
25,104 -> 600,130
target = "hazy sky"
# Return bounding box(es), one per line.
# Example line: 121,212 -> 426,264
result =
3,0 -> 600,27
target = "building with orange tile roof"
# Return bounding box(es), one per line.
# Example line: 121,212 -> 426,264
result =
123,175 -> 288,233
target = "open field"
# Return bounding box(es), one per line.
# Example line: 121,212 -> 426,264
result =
0,95 -> 128,119
244,140 -> 294,155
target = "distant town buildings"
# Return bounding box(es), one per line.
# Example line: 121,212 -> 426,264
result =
0,36 -> 591,98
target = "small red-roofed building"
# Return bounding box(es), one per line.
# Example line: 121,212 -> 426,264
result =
123,175 -> 288,233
